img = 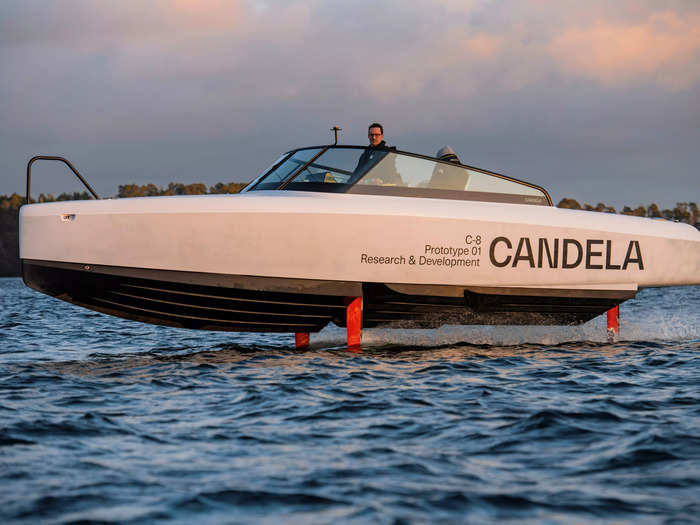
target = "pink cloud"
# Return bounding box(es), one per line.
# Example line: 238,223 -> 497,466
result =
549,11 -> 700,89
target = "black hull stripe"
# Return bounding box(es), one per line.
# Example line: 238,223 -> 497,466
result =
121,283 -> 347,309
109,290 -> 332,319
92,297 -> 321,329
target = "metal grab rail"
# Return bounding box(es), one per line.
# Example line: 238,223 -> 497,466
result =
26,156 -> 100,205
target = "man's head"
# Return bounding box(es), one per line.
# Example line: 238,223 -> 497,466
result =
368,123 -> 384,147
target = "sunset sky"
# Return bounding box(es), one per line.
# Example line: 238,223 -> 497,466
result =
1,0 -> 698,209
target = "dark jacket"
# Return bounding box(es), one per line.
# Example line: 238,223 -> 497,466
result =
354,141 -> 401,186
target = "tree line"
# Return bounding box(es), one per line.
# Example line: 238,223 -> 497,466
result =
1,187 -> 698,277
557,199 -> 699,224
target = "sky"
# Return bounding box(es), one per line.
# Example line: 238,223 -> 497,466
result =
1,0 -> 698,210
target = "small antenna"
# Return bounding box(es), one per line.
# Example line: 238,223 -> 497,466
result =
331,126 -> 342,145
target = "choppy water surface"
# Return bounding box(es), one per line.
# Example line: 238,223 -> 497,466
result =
1,277 -> 699,524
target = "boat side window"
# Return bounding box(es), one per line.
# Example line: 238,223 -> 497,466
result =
463,169 -> 547,198
357,154 -> 468,190
354,152 -> 550,204
249,148 -> 322,190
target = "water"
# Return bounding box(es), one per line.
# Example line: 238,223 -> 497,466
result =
1,277 -> 699,524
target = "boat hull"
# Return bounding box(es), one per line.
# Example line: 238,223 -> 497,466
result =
20,191 -> 700,331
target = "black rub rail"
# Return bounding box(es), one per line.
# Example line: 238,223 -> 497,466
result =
26,156 -> 100,205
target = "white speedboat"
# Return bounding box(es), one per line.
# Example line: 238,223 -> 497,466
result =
20,145 -> 700,339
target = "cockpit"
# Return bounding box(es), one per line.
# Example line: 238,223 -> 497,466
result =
243,146 -> 552,206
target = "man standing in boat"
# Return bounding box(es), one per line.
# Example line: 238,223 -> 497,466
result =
354,122 -> 401,184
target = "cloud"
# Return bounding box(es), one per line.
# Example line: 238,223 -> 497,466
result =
0,0 -> 248,47
0,0 -> 698,208
549,11 -> 700,89
2,1 -> 697,139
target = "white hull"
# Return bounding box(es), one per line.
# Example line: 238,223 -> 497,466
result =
21,191 -> 700,290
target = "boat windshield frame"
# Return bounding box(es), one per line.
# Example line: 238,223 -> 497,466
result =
244,145 -> 552,206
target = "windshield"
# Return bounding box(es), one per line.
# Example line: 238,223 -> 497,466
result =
247,146 -> 550,205
248,148 -> 322,190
